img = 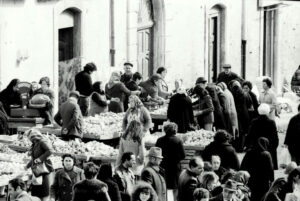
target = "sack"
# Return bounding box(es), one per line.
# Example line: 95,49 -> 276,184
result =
30,94 -> 50,105
31,173 -> 43,185
279,147 -> 291,168
31,162 -> 49,177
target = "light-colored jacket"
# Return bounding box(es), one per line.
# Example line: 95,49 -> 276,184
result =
223,88 -> 238,127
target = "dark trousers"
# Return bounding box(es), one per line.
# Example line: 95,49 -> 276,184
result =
78,97 -> 89,116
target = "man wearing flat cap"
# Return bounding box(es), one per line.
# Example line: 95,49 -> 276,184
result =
54,91 -> 83,140
141,147 -> 167,201
121,62 -> 134,85
75,62 -> 97,116
217,64 -> 243,87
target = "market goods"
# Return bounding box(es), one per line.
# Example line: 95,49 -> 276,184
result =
0,161 -> 31,183
82,112 -> 124,139
150,106 -> 167,116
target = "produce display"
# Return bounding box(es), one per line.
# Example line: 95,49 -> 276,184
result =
10,134 -> 118,159
144,129 -> 215,148
150,105 -> 167,116
82,112 -> 124,139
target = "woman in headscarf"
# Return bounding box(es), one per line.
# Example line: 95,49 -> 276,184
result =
241,137 -> 274,201
245,103 -> 279,169
105,71 -> 140,113
167,79 -> 194,133
263,178 -> 287,201
131,181 -> 158,201
122,95 -> 152,134
0,102 -> 9,134
230,80 -> 250,152
88,81 -> 109,116
242,81 -> 259,121
25,129 -> 54,201
193,85 -> 214,131
206,84 -> 226,131
0,78 -> 21,115
217,82 -> 238,138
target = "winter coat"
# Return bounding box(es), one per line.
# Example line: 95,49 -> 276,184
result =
50,167 -> 85,201
217,72 -> 244,87
88,92 -> 108,116
248,91 -> 259,121
141,165 -> 167,201
156,135 -> 186,189
105,82 -> 131,113
100,178 -> 122,201
284,113 -> 300,160
120,73 -> 133,85
75,70 -> 93,96
217,91 -> 232,132
178,169 -> 200,201
196,94 -> 214,126
54,98 -> 83,139
223,88 -> 238,128
167,93 -> 194,133
203,141 -> 240,170
139,80 -> 160,100
0,88 -> 21,115
15,191 -> 40,201
241,137 -> 274,201
72,179 -> 109,201
246,115 -> 279,169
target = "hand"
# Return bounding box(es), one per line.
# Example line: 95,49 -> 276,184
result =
34,158 -> 41,164
101,186 -> 108,193
62,128 -> 68,135
111,97 -> 120,102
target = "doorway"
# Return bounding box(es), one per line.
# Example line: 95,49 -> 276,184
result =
138,28 -> 153,79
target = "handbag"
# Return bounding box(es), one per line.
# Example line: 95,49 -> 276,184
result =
31,162 -> 49,177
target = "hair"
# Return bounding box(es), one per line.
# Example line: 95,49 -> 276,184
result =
200,172 -> 219,189
189,156 -> 203,169
211,155 -> 221,162
92,81 -> 102,94
6,79 -> 20,91
150,74 -> 162,83
232,171 -> 250,185
97,163 -> 113,181
132,181 -> 158,201
242,81 -> 253,90
132,72 -> 143,81
39,76 -> 50,86
163,122 -> 178,136
122,120 -> 143,144
263,78 -> 272,88
204,162 -> 213,172
9,178 -> 26,191
156,67 -> 167,74
193,188 -> 210,200
214,130 -> 230,144
62,153 -> 76,165
128,95 -> 143,110
83,162 -> 99,179
220,169 -> 237,184
193,85 -> 209,98
84,62 -> 97,72
121,152 -> 134,164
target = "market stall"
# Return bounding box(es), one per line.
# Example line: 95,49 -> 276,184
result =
144,129 -> 215,169
148,105 -> 168,132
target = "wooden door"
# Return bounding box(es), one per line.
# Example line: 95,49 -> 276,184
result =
208,14 -> 220,83
138,28 -> 153,79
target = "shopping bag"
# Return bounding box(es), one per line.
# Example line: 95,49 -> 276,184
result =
279,147 -> 291,168
31,162 -> 49,177
31,173 -> 43,185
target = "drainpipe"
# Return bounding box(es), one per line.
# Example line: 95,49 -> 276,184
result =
241,0 -> 247,79
110,0 -> 115,67
126,0 -> 130,61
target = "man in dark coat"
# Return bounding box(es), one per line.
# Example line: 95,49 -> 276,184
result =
246,103 -> 279,169
120,62 -> 133,85
75,62 -> 97,116
217,64 -> 244,87
284,104 -> 300,165
156,122 -> 186,197
167,86 -> 194,133
54,91 -> 83,140
202,130 -> 240,170
73,162 -> 110,201
141,147 -> 167,201
178,157 -> 204,201
241,137 -> 274,201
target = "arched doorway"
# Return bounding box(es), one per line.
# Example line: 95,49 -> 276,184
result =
208,5 -> 226,83
137,0 -> 154,79
58,8 -> 82,105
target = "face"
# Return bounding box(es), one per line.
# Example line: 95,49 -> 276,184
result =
175,80 -> 180,90
242,85 -> 250,94
139,189 -> 151,201
129,97 -> 136,108
154,79 -> 161,86
41,80 -> 48,90
191,161 -> 204,175
262,82 -> 269,90
223,188 -> 236,201
223,68 -> 230,74
199,82 -> 207,89
13,81 -> 20,92
8,184 -> 21,200
207,179 -> 218,191
124,65 -> 133,74
127,155 -> 136,168
211,156 -> 221,171
136,78 -> 142,85
161,70 -> 167,79
63,157 -> 75,170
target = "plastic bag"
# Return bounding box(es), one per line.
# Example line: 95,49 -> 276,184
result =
279,147 -> 291,168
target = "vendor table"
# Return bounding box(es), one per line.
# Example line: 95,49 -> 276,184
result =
8,117 -> 44,129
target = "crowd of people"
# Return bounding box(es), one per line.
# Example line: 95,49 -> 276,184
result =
1,61 -> 300,201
